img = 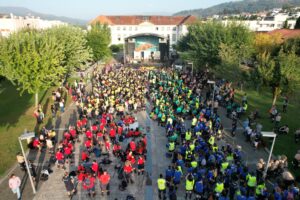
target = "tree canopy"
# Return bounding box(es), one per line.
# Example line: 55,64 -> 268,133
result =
46,26 -> 92,72
86,23 -> 111,62
177,21 -> 254,70
0,26 -> 92,105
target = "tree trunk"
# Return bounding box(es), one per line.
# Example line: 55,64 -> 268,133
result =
272,87 -> 280,106
35,92 -> 39,109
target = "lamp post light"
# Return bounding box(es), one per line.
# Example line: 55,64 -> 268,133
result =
207,80 -> 216,114
18,130 -> 36,194
123,39 -> 126,65
261,131 -> 277,180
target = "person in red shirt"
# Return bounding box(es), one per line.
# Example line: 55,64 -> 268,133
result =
77,170 -> 86,183
81,151 -> 89,162
105,139 -> 111,152
113,143 -> 121,157
83,173 -> 96,197
99,123 -> 106,132
64,145 -> 72,164
85,129 -> 92,139
123,161 -> 134,184
100,115 -> 107,125
91,160 -> 98,176
76,120 -> 82,132
85,139 -> 92,151
109,128 -> 116,144
69,127 -> 77,141
129,140 -> 136,153
137,155 -> 145,175
127,151 -> 136,165
32,138 -> 41,151
127,129 -> 134,138
64,131 -> 71,141
134,128 -> 141,137
91,124 -> 98,134
55,150 -> 65,169
98,170 -> 110,195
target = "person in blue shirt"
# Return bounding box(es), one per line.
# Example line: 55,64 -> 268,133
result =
247,192 -> 256,200
173,167 -> 182,188
165,166 -> 174,186
194,178 -> 204,200
237,194 -> 247,200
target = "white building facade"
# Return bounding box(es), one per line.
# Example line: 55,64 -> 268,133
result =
0,14 -> 66,37
89,15 -> 197,46
222,13 -> 297,32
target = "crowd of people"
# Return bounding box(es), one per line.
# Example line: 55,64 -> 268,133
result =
147,69 -> 299,200
55,66 -> 149,198
10,64 -> 300,200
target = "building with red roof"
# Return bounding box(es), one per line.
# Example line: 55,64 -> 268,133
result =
89,15 -> 197,46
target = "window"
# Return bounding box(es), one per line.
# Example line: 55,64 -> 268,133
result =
117,27 -> 120,31
129,27 -> 132,31
156,27 -> 159,31
167,27 -> 170,31
172,27 -> 177,31
118,37 -> 121,41
161,27 -> 165,31
123,27 -> 126,31
135,27 -> 138,31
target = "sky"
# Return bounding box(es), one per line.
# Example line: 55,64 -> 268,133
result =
0,0 -> 238,20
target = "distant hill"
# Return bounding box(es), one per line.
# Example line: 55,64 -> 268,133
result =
0,7 -> 88,26
174,0 -> 300,17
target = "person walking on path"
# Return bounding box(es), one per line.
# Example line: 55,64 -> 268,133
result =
62,171 -> 76,198
157,174 -> 167,200
98,170 -> 111,196
8,174 -> 21,200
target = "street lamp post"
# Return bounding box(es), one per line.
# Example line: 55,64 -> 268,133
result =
207,80 -> 216,114
123,39 -> 126,65
18,130 -> 36,194
261,131 -> 277,180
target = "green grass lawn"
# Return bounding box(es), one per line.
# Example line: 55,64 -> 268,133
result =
0,80 -> 71,176
235,87 -> 300,177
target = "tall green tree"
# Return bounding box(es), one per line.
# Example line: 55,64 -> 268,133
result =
86,23 -> 111,62
177,21 -> 253,71
0,29 -> 65,107
45,26 -> 92,72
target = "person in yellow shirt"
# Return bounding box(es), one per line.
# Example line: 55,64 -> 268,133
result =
157,174 -> 166,200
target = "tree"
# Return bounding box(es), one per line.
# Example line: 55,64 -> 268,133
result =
110,44 -> 123,53
177,21 -> 253,72
253,35 -> 300,105
0,29 -> 65,107
278,47 -> 300,94
283,37 -> 300,56
283,20 -> 289,29
295,17 -> 300,29
45,26 -> 92,72
86,23 -> 111,62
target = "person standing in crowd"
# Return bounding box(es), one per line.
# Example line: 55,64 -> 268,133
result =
98,170 -> 111,196
157,174 -> 167,200
8,174 -> 21,200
